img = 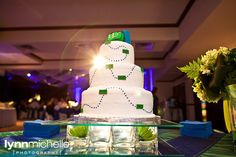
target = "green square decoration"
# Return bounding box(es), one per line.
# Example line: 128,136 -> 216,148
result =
141,67 -> 144,73
122,49 -> 129,54
99,89 -> 107,95
118,75 -> 126,80
105,40 -> 111,45
106,64 -> 113,69
136,104 -> 144,109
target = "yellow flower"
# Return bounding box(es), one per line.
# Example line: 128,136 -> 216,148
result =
219,46 -> 230,56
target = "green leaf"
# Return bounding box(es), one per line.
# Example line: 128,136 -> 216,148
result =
68,126 -> 88,138
137,127 -> 157,141
209,55 -> 226,88
226,70 -> 236,85
178,58 -> 201,79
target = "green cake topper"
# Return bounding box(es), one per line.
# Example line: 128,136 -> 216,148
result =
107,31 -> 124,42
106,30 -> 131,44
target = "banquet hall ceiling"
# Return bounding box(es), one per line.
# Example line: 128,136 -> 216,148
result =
0,0 -> 236,86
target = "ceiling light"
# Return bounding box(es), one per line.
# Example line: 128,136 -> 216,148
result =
75,75 -> 79,80
28,98 -> 33,103
34,94 -> 41,101
69,68 -> 73,72
27,73 -> 31,77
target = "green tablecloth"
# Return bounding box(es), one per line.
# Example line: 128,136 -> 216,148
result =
200,134 -> 235,157
159,129 -> 236,157
0,129 -> 235,156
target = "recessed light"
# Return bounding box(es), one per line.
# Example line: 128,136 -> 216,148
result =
75,75 -> 79,80
69,68 -> 73,72
27,73 -> 31,77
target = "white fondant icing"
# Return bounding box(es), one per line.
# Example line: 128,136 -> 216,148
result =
81,86 -> 154,118
89,63 -> 143,88
99,41 -> 134,64
79,113 -> 156,119
80,39 -> 155,118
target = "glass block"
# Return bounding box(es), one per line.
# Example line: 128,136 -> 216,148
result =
38,116 -> 184,156
88,147 -> 110,155
89,126 -> 111,148
135,126 -> 158,153
111,147 -> 135,155
112,126 -> 135,148
67,125 -> 89,148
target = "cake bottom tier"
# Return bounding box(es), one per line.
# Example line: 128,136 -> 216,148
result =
80,86 -> 155,118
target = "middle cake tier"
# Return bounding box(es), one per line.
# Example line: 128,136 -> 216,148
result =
89,63 -> 144,88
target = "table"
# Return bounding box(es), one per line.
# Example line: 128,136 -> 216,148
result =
0,108 -> 16,128
0,128 -> 235,156
159,129 -> 236,157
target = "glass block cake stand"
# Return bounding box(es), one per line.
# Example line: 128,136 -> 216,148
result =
41,115 -> 183,156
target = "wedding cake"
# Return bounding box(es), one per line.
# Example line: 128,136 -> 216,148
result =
80,30 -> 155,118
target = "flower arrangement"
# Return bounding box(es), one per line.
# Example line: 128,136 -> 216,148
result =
179,47 -> 236,103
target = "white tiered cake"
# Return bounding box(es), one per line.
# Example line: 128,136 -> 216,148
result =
80,31 -> 155,118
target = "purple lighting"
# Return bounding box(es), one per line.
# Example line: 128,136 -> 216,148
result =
143,68 -> 154,91
6,74 -> 13,80
75,87 -> 82,103
149,68 -> 154,91
146,43 -> 154,52
144,69 -> 148,90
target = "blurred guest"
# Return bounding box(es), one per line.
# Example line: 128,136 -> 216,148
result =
55,98 -> 67,110
152,87 -> 159,115
38,101 -> 46,120
167,97 -> 183,122
55,98 -> 69,119
19,99 -> 27,120
167,97 -> 176,121
45,98 -> 56,120
28,99 -> 40,119
52,98 -> 60,120
14,101 -> 20,119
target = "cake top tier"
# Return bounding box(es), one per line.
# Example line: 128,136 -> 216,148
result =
106,30 -> 131,44
97,30 -> 134,65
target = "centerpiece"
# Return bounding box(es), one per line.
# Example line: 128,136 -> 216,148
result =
179,47 -> 236,145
